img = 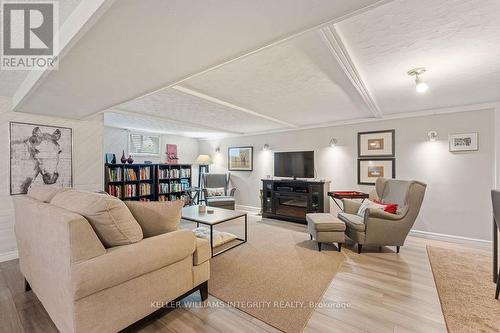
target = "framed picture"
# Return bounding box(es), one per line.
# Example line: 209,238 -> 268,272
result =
449,133 -> 478,152
228,146 -> 253,171
358,130 -> 395,157
10,122 -> 73,195
358,158 -> 395,185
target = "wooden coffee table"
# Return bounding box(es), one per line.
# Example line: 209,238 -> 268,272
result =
181,206 -> 247,257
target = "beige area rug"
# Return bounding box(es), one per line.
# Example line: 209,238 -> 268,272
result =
208,216 -> 344,333
427,246 -> 500,333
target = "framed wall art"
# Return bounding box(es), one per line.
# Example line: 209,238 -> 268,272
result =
358,158 -> 395,185
358,129 -> 395,158
228,146 -> 253,171
449,132 -> 478,152
10,122 -> 73,195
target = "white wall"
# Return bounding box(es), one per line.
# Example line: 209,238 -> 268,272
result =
0,97 -> 104,260
199,109 -> 495,241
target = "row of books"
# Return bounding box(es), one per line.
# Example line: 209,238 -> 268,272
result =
158,194 -> 188,204
125,168 -> 139,181
139,183 -> 152,196
157,167 -> 191,179
124,184 -> 137,198
107,185 -> 122,197
107,168 -> 122,182
139,167 -> 151,180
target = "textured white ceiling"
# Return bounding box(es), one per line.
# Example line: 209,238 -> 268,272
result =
0,0 -> 82,97
104,112 -> 225,138
116,88 -> 287,134
181,29 -> 373,127
335,0 -> 500,114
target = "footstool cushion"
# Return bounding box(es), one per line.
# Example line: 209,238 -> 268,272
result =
306,213 -> 346,251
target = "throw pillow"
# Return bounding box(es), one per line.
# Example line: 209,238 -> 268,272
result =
27,185 -> 69,203
50,190 -> 143,248
373,199 -> 399,214
206,187 -> 225,197
357,199 -> 387,217
125,200 -> 184,237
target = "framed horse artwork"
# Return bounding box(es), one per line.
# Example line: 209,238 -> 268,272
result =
10,122 -> 73,195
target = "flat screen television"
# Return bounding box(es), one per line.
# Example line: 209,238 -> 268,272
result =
274,151 -> 314,179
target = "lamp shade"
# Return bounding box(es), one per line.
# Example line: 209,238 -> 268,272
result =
195,154 -> 212,165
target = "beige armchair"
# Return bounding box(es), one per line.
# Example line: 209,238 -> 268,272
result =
338,178 -> 427,253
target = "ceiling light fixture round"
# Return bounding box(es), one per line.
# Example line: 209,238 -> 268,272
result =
407,67 -> 429,93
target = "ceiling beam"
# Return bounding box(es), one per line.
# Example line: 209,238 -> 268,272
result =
172,85 -> 297,128
107,108 -> 244,135
320,25 -> 382,118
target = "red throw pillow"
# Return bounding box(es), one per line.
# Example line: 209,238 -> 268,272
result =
373,199 -> 398,214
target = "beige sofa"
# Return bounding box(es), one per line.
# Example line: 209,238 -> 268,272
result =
13,188 -> 210,333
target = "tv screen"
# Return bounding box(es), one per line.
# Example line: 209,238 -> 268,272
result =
274,151 -> 314,179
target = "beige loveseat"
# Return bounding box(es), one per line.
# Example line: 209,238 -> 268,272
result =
13,187 -> 210,333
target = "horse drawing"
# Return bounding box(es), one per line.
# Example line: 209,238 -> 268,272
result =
11,126 -> 62,194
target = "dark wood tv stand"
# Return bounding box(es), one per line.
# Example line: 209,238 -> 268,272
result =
261,179 -> 330,224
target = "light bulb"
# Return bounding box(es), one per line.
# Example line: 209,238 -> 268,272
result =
415,76 -> 429,93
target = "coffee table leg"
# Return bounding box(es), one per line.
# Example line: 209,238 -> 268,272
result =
210,225 -> 214,257
244,214 -> 248,242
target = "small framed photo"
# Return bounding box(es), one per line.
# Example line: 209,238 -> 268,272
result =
449,133 -> 478,152
358,130 -> 395,157
358,158 -> 395,185
228,146 -> 253,171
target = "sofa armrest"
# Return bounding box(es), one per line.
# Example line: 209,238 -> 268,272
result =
194,238 -> 211,265
342,199 -> 361,214
72,229 -> 195,300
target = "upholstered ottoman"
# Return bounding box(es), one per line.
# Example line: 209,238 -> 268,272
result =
306,213 -> 346,252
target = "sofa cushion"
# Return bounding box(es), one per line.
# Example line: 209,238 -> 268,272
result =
27,185 -> 69,203
306,213 -> 346,232
51,190 -> 143,248
124,200 -> 183,237
338,212 -> 366,232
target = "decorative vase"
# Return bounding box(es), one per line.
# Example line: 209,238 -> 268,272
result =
127,155 -> 134,164
120,151 -> 127,164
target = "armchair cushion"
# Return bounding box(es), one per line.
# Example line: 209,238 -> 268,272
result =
356,199 -> 387,217
51,190 -> 143,248
367,208 -> 406,220
338,213 -> 366,231
205,187 -> 225,197
72,229 -> 195,300
124,200 -> 183,237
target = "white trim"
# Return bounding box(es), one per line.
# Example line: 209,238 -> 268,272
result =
409,229 -> 491,245
0,250 -> 18,263
320,26 -> 381,118
199,102 -> 497,140
235,204 -> 261,214
172,86 -> 297,128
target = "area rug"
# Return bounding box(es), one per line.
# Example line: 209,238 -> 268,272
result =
208,216 -> 344,333
427,246 -> 500,333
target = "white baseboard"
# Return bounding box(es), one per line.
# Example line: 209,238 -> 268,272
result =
409,229 -> 491,246
235,205 -> 261,214
0,250 -> 18,263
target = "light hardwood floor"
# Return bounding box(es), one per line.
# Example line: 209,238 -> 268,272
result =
0,216 -> 489,333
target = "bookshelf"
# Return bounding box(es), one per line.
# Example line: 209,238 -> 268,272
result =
104,163 -> 192,204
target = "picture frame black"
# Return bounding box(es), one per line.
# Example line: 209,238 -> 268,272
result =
228,146 -> 253,171
357,158 -> 395,185
358,129 -> 395,158
10,121 -> 73,195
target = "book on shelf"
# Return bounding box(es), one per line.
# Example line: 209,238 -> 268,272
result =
158,168 -> 169,179
107,167 -> 122,182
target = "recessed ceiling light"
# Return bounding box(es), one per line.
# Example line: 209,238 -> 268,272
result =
407,67 -> 429,93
